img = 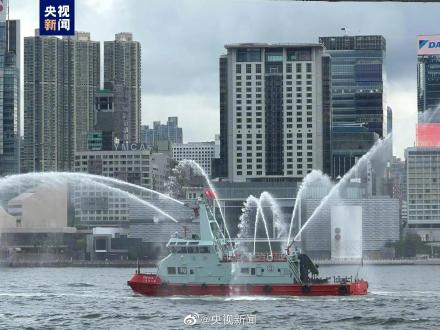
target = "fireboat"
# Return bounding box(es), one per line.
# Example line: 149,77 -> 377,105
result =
128,198 -> 368,296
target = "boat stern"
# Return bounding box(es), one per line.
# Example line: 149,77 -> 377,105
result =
348,280 -> 368,295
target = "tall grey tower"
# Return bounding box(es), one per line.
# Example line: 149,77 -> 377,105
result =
0,18 -> 20,176
104,32 -> 141,143
220,43 -> 331,183
319,35 -> 386,178
22,30 -> 100,172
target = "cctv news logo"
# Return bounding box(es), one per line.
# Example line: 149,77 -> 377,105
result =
183,313 -> 257,326
39,0 -> 75,36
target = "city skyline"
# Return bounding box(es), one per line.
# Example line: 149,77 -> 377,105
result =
9,0 -> 440,158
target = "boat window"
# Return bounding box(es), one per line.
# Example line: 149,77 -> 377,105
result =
190,269 -> 194,275
187,246 -> 194,253
188,241 -> 198,245
251,268 -> 256,275
199,246 -> 210,253
167,267 -> 176,275
176,247 -> 187,253
240,267 -> 249,274
177,242 -> 186,245
168,247 -> 176,253
178,267 -> 187,275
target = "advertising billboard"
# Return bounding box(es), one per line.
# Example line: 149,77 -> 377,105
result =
417,35 -> 440,55
330,205 -> 362,259
416,123 -> 440,147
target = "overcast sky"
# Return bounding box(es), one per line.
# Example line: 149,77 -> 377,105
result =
10,0 -> 440,158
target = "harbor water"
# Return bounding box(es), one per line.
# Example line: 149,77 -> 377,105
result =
1,265 -> 438,329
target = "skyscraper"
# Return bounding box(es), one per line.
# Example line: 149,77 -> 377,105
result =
22,31 -> 100,172
0,18 -> 20,176
220,43 -> 331,182
104,33 -> 141,143
417,40 -> 440,123
319,35 -> 386,178
415,36 -> 440,147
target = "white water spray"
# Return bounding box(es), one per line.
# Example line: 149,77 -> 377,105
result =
177,160 -> 233,246
286,170 -> 333,247
294,135 -> 392,242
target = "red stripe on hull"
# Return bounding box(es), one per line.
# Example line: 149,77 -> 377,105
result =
127,274 -> 368,297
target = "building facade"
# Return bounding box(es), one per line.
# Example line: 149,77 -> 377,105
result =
93,86 -> 131,150
220,43 -> 331,182
0,19 -> 20,176
406,147 -> 440,241
417,53 -> 440,123
319,35 -> 386,178
22,31 -> 100,172
172,142 -> 216,176
73,146 -> 151,226
141,117 -> 183,147
104,33 -> 141,143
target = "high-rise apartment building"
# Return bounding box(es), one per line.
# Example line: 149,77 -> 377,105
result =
0,18 -> 20,176
319,35 -> 386,178
22,31 -> 100,172
104,33 -> 141,143
219,43 -> 331,182
141,117 -> 183,147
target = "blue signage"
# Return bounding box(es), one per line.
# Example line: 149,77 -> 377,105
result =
419,39 -> 429,49
39,0 -> 75,36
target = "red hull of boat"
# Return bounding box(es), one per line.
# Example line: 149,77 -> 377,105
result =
127,274 -> 368,296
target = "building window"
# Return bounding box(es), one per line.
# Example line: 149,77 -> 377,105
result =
236,64 -> 241,73
246,64 -> 252,74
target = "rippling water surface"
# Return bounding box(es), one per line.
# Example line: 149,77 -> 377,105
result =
0,265 -> 439,329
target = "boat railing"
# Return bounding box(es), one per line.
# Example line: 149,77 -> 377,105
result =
333,275 -> 353,284
221,252 -> 288,263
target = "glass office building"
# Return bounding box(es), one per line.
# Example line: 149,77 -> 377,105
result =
319,35 -> 386,178
418,55 -> 440,123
